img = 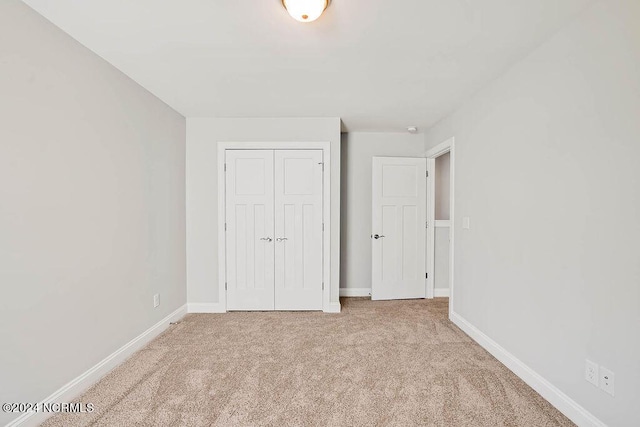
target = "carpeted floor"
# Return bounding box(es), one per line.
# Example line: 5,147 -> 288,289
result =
42,298 -> 574,426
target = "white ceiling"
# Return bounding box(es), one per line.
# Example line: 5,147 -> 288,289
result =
21,0 -> 594,132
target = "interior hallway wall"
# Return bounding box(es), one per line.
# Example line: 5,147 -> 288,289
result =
424,0 -> 640,424
435,152 -> 450,220
434,228 -> 450,292
0,2 -> 187,425
434,152 -> 451,292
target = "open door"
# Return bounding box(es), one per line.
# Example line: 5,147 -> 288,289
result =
371,157 -> 427,300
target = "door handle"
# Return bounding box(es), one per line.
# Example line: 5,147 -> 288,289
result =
260,237 -> 273,242
276,237 -> 288,242
372,234 -> 385,240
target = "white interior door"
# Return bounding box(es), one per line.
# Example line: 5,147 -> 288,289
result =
274,150 -> 324,310
226,150 -> 275,311
372,157 -> 427,300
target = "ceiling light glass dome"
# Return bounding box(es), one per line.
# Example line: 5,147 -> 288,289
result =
282,0 -> 330,23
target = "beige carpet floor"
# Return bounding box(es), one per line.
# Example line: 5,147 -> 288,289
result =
42,298 -> 573,427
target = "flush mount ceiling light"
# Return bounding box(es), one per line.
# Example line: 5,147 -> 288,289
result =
282,0 -> 330,23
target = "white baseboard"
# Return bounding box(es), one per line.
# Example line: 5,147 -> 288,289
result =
434,288 -> 450,298
450,311 -> 606,427
339,288 -> 371,297
339,287 -> 447,298
7,304 -> 187,427
188,302 -> 339,314
324,301 -> 341,313
187,302 -> 225,313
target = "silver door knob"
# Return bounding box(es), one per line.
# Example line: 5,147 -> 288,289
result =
276,237 -> 288,242
260,237 -> 273,242
373,234 -> 385,240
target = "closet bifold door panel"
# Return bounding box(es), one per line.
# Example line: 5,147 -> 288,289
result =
274,150 -> 324,311
225,150 -> 275,311
225,148 -> 324,311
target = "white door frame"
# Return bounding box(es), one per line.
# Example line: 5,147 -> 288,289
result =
217,141 -> 332,313
425,137 -> 455,318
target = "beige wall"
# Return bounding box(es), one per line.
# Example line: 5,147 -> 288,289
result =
340,132 -> 425,290
0,2 -> 186,425
425,0 -> 640,424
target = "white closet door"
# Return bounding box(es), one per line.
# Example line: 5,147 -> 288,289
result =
274,150 -> 323,310
226,150 -> 275,311
371,157 -> 427,300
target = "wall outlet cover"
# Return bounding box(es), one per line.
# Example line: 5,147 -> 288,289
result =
585,359 -> 599,387
153,294 -> 160,308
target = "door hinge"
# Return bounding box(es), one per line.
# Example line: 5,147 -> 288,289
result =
322,282 -> 324,290
426,273 -> 428,279
224,163 -> 227,172
426,170 -> 429,178
426,221 -> 429,228
318,162 -> 324,172
322,223 -> 325,232
225,223 -> 227,231
225,282 -> 228,290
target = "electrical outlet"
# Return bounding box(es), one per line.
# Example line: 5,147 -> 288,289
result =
600,367 -> 615,396
153,294 -> 160,308
585,360 -> 599,387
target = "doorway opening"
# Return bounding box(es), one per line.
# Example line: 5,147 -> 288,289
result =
426,138 -> 455,316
